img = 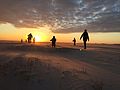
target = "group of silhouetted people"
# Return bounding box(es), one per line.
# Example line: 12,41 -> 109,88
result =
27,33 -> 36,43
50,29 -> 89,49
27,33 -> 33,43
21,33 -> 35,43
23,29 -> 89,49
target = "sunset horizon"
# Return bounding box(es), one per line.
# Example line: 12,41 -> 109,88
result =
0,0 -> 120,44
0,1 -> 120,90
0,22 -> 120,44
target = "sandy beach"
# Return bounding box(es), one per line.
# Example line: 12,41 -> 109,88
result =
0,41 -> 120,90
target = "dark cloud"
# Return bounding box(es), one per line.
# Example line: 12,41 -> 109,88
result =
0,0 -> 120,32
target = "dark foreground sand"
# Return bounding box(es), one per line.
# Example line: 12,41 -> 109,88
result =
0,42 -> 120,90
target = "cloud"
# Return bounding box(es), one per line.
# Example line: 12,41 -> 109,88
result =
0,0 -> 120,32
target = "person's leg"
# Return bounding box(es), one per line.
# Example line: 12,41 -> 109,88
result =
84,41 -> 86,49
54,42 -> 56,47
74,42 -> 76,46
52,42 -> 54,47
28,39 -> 30,43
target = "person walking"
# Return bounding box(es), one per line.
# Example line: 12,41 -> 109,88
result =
80,29 -> 89,49
73,38 -> 76,46
27,33 -> 33,43
33,37 -> 35,43
50,36 -> 56,47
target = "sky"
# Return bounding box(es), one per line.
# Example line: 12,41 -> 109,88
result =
0,0 -> 120,44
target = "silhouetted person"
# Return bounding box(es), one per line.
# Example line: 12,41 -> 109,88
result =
21,39 -> 23,43
25,39 -> 27,43
27,33 -> 33,43
33,37 -> 35,43
50,36 -> 56,47
73,38 -> 76,46
80,29 -> 89,49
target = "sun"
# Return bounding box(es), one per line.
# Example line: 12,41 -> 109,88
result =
34,35 -> 41,42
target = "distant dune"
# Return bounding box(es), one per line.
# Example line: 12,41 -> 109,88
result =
0,41 -> 120,90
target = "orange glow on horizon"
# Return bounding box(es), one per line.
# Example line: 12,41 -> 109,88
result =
0,23 -> 120,44
34,35 -> 41,42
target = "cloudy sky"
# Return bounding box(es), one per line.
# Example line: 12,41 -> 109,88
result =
0,0 -> 120,33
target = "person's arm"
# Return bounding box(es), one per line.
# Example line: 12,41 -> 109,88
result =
50,38 -> 52,41
80,33 -> 83,40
